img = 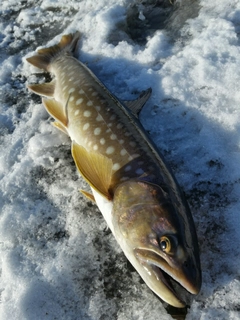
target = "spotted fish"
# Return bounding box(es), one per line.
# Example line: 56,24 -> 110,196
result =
26,32 -> 201,308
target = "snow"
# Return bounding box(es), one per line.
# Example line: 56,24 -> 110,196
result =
1,0 -> 240,319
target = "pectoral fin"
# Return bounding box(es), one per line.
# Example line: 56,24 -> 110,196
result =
80,190 -> 96,203
72,142 -> 113,200
43,98 -> 68,127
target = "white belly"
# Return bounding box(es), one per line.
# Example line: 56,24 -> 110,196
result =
91,188 -> 115,236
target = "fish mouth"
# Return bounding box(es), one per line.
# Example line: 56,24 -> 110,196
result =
134,248 -> 199,308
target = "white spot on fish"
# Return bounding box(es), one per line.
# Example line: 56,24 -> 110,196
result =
69,88 -> 75,94
113,163 -> 121,171
136,168 -> 144,175
110,115 -> 116,121
120,177 -> 128,182
69,96 -> 74,102
129,141 -> 137,147
76,98 -> 83,105
96,106 -> 101,111
74,110 -> 80,116
79,89 -> 84,94
120,149 -> 127,156
106,146 -> 115,155
110,134 -> 117,140
83,123 -> 90,131
100,138 -> 105,145
92,92 -> 97,96
132,154 -> 140,159
125,165 -> 131,172
96,114 -> 102,121
87,101 -> 93,106
93,144 -> 98,151
119,140 -> 124,144
117,123 -> 123,129
94,128 -> 101,135
83,110 -> 91,117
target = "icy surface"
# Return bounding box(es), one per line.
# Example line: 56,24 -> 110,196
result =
1,0 -> 240,319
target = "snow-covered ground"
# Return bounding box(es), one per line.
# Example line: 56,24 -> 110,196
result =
1,0 -> 240,319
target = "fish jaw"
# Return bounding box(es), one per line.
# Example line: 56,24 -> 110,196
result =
110,179 -> 201,307
131,253 -> 186,308
133,246 -> 201,302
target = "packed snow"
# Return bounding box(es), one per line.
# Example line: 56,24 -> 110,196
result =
1,0 -> 240,319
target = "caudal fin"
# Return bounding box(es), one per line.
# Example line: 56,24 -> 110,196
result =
26,32 -> 81,71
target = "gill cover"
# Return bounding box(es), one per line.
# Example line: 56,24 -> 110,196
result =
112,180 -> 201,307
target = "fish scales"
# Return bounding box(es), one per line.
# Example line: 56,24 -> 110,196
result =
51,54 -> 171,187
26,32 -> 201,308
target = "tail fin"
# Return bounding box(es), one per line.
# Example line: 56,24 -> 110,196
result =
26,32 -> 81,71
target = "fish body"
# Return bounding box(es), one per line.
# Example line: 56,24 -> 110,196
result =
26,32 -> 201,307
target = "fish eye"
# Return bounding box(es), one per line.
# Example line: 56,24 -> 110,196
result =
159,236 -> 171,253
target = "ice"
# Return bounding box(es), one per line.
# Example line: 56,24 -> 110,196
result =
0,0 -> 240,319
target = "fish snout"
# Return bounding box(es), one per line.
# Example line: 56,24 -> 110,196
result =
181,255 -> 202,295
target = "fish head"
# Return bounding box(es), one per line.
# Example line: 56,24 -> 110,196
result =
112,179 -> 201,308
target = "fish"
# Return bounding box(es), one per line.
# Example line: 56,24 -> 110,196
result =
26,32 -> 201,308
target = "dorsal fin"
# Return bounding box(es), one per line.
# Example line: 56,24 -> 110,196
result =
123,88 -> 152,118
72,142 -> 113,200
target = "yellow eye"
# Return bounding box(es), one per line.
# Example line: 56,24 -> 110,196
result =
159,236 -> 171,253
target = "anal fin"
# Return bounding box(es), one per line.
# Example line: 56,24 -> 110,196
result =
28,80 -> 56,98
72,142 -> 112,200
